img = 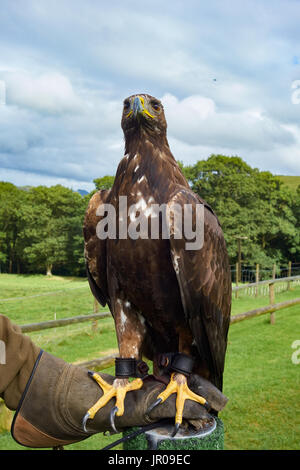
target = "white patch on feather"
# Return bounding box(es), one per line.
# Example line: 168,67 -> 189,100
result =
138,312 -> 145,326
120,309 -> 127,333
137,175 -> 146,184
171,250 -> 180,274
134,165 -> 139,173
131,345 -> 138,356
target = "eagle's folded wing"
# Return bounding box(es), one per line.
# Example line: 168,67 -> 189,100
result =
167,187 -> 231,390
83,190 -> 111,308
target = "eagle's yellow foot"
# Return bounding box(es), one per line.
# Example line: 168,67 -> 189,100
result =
82,372 -> 143,433
148,372 -> 208,437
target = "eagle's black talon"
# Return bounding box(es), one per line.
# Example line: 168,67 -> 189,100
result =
146,398 -> 162,415
82,412 -> 90,433
110,406 -> 119,433
172,423 -> 180,437
204,401 -> 211,411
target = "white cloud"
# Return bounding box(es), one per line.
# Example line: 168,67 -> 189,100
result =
0,86 -> 124,184
163,93 -> 295,151
4,70 -> 84,114
0,0 -> 300,189
163,94 -> 215,120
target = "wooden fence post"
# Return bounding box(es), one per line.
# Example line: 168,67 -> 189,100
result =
287,261 -> 292,290
269,282 -> 275,324
255,264 -> 259,297
235,262 -> 239,298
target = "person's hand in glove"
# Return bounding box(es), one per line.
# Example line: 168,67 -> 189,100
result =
0,314 -> 227,448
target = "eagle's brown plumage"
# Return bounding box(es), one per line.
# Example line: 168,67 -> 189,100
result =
84,93 -> 231,402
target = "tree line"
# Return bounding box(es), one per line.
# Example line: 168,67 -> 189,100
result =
1,155 -> 299,276
0,183 -> 89,276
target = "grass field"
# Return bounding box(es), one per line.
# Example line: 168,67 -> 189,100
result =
277,175 -> 300,192
0,274 -> 299,450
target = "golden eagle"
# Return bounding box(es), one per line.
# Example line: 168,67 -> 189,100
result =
83,94 -> 231,434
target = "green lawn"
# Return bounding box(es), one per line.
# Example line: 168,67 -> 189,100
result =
223,299 -> 300,449
277,175 -> 300,192
0,274 -> 299,450
0,274 -> 97,324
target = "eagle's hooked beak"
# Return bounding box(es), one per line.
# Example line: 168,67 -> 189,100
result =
128,95 -> 154,119
133,96 -> 143,116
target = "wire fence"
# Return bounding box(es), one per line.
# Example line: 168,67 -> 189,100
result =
230,262 -> 300,284
1,264 -> 299,302
0,283 -> 89,302
16,275 -> 300,336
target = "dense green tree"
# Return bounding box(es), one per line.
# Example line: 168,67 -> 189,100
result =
93,175 -> 115,191
185,155 -> 299,267
0,182 -> 27,273
24,185 -> 88,275
0,183 -> 88,275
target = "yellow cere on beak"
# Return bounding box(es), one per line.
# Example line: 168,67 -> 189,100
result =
139,96 -> 155,118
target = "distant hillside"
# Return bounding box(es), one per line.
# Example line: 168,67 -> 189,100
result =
277,175 -> 300,192
77,189 -> 89,196
17,185 -> 90,197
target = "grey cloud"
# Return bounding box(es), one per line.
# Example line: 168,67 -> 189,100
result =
163,94 -> 295,151
0,0 -> 300,188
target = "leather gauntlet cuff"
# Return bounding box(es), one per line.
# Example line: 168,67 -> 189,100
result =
11,350 -> 92,448
115,357 -> 149,379
158,353 -> 195,376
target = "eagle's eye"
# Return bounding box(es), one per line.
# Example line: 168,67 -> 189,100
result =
151,101 -> 160,111
124,100 -> 130,110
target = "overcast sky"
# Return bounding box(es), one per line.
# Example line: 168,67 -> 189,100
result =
0,0 -> 299,191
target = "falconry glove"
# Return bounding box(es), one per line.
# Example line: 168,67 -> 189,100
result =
0,315 -> 227,448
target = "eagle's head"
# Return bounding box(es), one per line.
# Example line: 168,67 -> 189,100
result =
121,93 -> 167,139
